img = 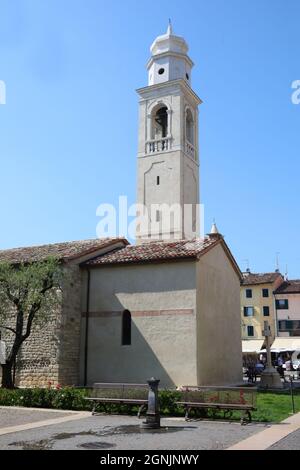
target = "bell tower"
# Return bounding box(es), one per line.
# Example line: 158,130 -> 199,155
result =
136,24 -> 202,243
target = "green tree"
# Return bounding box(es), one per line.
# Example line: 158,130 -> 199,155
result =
0,257 -> 62,388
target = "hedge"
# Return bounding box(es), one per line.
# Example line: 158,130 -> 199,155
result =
0,387 -> 184,416
2,387 -> 298,422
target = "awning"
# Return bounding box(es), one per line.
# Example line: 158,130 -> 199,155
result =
242,339 -> 264,353
270,337 -> 300,352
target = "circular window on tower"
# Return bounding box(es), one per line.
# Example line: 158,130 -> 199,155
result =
186,73 -> 190,80
158,68 -> 165,75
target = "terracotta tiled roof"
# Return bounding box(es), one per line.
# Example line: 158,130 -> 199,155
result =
241,272 -> 282,286
274,280 -> 300,294
0,238 -> 128,265
85,237 -> 220,266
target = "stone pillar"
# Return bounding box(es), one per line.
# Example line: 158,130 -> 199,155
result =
260,321 -> 283,390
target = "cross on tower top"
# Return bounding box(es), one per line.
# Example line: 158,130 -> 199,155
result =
167,19 -> 173,35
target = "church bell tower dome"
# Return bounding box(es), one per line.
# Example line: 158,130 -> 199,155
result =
147,22 -> 194,86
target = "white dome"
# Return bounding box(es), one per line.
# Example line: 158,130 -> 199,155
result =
147,24 -> 193,86
150,24 -> 189,56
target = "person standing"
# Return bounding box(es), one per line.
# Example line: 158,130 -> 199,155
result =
277,355 -> 284,378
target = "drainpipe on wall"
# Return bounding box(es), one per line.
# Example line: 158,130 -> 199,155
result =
84,269 -> 91,387
273,292 -> 278,337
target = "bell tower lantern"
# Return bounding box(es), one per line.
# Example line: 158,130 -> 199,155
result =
147,22 -> 193,86
136,25 -> 202,243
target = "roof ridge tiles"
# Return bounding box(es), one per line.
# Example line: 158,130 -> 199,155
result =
0,238 -> 128,264
84,236 -> 220,266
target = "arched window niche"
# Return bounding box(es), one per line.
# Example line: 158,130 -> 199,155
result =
122,310 -> 132,346
152,105 -> 168,140
185,108 -> 196,160
148,104 -> 170,153
186,108 -> 194,146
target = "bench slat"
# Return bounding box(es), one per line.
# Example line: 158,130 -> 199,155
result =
176,401 -> 256,410
93,383 -> 148,389
85,398 -> 147,404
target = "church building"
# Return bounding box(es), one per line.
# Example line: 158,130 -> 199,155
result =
0,26 -> 243,389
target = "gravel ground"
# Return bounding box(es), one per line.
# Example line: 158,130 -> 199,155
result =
269,428 -> 300,450
0,413 -> 268,450
0,407 -> 75,429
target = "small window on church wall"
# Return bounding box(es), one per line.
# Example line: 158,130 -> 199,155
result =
122,310 -> 131,346
157,176 -> 160,185
186,109 -> 194,145
152,106 -> 168,139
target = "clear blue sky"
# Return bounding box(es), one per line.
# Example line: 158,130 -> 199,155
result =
0,0 -> 299,277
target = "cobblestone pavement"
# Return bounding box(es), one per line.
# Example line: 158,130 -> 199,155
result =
268,428 -> 300,450
0,412 -> 268,450
0,407 -> 75,429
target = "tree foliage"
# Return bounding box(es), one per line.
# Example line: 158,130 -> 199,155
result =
0,257 -> 63,388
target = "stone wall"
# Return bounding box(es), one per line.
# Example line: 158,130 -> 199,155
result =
57,264 -> 82,386
1,263 -> 82,387
1,305 -> 60,388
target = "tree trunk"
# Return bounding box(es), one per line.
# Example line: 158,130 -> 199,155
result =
1,363 -> 14,389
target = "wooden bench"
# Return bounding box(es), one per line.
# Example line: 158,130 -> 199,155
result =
84,382 -> 149,418
176,386 -> 257,424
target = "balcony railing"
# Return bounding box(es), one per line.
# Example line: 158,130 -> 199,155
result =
146,137 -> 171,154
186,141 -> 195,159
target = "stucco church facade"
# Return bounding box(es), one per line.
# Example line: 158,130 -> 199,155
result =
0,26 -> 243,388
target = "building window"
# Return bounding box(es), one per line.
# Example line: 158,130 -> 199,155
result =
263,306 -> 270,316
245,289 -> 252,298
157,176 -> 160,185
244,306 -> 254,317
186,108 -> 194,145
278,320 -> 300,336
156,210 -> 160,222
122,310 -> 131,346
152,106 -> 168,139
262,289 -> 269,298
276,299 -> 289,310
247,326 -> 254,337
